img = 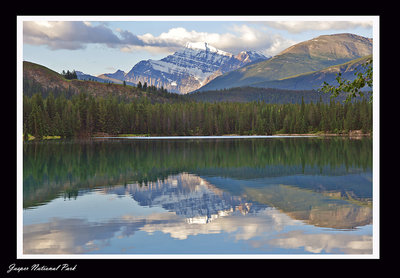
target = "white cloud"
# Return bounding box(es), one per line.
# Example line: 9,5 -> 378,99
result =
267,230 -> 372,254
224,25 -> 297,56
264,21 -> 373,34
23,21 -> 122,50
23,21 -> 295,56
129,24 -> 295,57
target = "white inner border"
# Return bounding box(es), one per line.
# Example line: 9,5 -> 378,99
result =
16,15 -> 380,259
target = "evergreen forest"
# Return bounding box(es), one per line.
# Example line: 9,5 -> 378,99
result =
23,91 -> 372,139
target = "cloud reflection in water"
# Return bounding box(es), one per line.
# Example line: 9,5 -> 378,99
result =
23,173 -> 372,254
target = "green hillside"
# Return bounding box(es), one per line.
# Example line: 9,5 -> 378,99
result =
251,55 -> 373,91
198,33 -> 372,91
23,61 -> 183,103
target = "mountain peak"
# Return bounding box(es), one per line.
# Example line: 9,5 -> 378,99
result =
184,42 -> 232,57
235,51 -> 268,63
279,33 -> 372,60
198,33 -> 372,92
100,69 -> 126,81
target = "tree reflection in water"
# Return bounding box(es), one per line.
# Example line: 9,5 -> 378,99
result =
23,137 -> 373,255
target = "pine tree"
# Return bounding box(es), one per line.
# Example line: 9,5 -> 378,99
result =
28,104 -> 43,138
53,112 -> 62,136
45,92 -> 56,121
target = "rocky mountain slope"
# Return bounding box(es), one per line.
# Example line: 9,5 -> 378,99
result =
122,42 -> 268,94
197,33 -> 372,91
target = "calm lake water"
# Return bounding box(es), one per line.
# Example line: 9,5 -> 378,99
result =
23,137 -> 373,256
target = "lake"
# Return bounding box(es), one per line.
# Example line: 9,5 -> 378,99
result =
22,137 -> 373,256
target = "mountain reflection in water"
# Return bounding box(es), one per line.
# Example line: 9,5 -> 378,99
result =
23,138 -> 373,255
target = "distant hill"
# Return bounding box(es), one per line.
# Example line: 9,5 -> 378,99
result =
75,70 -> 135,86
188,54 -> 372,103
197,33 -> 372,91
23,61 -> 183,103
188,86 -> 346,104
251,55 -> 372,91
23,60 -> 367,105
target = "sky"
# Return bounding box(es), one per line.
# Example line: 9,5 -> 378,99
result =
21,16 -> 376,76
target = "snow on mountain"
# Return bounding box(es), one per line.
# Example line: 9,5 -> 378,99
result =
235,51 -> 270,64
123,42 -> 268,94
184,42 -> 232,57
79,43 -> 270,94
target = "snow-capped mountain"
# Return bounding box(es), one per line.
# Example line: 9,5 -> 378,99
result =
103,173 -> 265,223
123,42 -> 269,94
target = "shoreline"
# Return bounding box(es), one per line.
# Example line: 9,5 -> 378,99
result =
25,130 -> 371,141
96,130 -> 371,139
94,132 -> 371,140
95,135 -> 319,140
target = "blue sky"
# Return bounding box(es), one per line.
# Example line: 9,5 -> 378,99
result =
21,16 -> 375,76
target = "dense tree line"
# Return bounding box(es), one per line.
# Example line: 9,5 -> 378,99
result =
189,86 -> 349,104
23,92 -> 372,139
23,78 -> 78,99
61,70 -> 78,80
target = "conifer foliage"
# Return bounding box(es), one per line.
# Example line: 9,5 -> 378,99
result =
23,91 -> 372,139
61,70 -> 78,80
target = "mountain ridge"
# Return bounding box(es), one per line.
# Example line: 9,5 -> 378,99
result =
22,61 -> 183,103
123,42 -> 269,94
23,33 -> 373,103
197,33 -> 372,92
250,54 -> 373,91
